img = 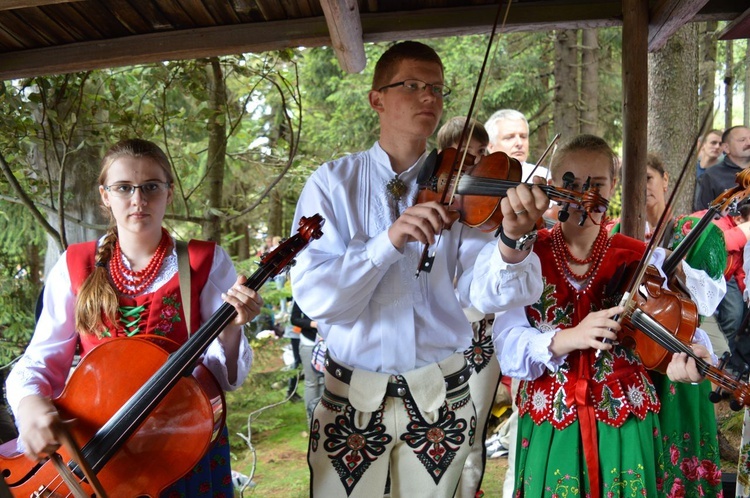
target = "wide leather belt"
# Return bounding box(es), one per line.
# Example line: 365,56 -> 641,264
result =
324,353 -> 471,398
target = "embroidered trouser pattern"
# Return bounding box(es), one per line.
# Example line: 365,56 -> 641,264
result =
309,373 -> 475,497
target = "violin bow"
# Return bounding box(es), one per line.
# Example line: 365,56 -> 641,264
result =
524,133 -> 561,182
615,107 -> 714,323
49,422 -> 109,497
415,0 -> 512,277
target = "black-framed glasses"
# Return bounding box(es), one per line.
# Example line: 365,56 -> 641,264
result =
103,182 -> 171,198
377,79 -> 451,98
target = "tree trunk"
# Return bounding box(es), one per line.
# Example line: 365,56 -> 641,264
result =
745,42 -> 750,127
202,58 -> 228,243
698,21 -> 717,121
725,40 -> 734,130
648,24 -> 698,218
553,29 -> 579,143
580,29 -> 599,135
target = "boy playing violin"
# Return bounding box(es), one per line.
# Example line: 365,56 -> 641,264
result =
289,42 -> 546,497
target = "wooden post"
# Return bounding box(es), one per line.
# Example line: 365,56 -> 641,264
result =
319,0 -> 366,74
621,0 -> 648,240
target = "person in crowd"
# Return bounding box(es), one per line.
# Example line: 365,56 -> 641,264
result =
289,41 -> 547,497
436,116 -> 498,498
280,300 -> 303,402
485,109 -> 549,181
5,138 -> 261,496
471,134 -> 717,497
693,199 -> 750,352
609,153 -> 729,356
291,300 -> 324,424
0,370 -> 17,444
484,107 -> 552,497
694,125 -> 750,211
696,129 -> 724,180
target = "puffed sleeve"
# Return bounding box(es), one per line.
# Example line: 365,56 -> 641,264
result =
200,245 -> 253,391
470,240 -> 544,314
5,253 -> 78,415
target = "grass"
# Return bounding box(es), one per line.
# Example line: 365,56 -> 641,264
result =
224,338 -> 510,497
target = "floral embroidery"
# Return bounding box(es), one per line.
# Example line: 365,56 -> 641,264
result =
323,403 -> 392,495
401,388 -> 472,485
155,292 -> 182,336
464,317 -> 494,374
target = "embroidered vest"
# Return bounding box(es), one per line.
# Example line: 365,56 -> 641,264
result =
66,239 -> 215,357
517,230 -> 661,430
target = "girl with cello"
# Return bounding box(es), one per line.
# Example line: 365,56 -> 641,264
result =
471,134 -> 717,497
5,138 -> 262,496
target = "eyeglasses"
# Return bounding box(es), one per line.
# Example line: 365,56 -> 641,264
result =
377,79 -> 451,98
103,182 -> 171,198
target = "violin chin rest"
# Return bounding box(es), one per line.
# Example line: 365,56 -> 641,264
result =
417,149 -> 439,187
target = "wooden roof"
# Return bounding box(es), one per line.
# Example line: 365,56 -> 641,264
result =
1,0 -> 748,81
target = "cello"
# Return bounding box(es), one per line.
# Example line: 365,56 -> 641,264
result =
0,214 -> 324,497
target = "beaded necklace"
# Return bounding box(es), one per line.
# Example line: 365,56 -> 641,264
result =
551,223 -> 609,282
110,228 -> 171,297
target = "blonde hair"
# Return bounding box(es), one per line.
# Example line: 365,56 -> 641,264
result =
76,139 -> 173,337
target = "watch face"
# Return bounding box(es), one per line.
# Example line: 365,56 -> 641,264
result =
518,231 -> 537,251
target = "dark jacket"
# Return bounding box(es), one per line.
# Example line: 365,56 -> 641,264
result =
291,302 -> 317,342
693,156 -> 744,211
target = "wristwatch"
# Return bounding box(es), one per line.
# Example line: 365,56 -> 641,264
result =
499,225 -> 537,251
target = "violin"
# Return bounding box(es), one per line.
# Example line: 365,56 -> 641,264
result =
617,265 -> 750,409
417,147 -> 610,233
613,244 -> 750,410
0,214 -> 324,497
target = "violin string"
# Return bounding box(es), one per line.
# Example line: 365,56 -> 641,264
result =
457,176 -> 593,205
629,308 -> 742,392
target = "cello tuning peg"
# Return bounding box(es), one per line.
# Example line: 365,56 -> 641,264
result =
730,399 -> 743,411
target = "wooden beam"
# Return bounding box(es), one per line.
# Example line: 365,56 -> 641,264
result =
621,0 -> 649,240
319,0 -> 365,73
648,0 -> 709,52
717,7 -> 750,40
0,3 -> 627,80
0,0 -> 82,11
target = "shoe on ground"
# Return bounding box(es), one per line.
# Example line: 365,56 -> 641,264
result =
489,448 -> 509,459
288,392 -> 303,403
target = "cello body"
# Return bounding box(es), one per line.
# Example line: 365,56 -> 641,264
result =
0,336 -> 224,497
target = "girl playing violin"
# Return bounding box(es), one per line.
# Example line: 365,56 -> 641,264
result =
5,138 -> 262,496
471,134 -> 716,497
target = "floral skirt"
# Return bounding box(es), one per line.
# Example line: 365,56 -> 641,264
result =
651,373 -> 722,497
160,426 -> 234,498
514,412 -> 662,497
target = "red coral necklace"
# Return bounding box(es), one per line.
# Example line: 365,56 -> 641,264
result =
551,223 -> 609,282
110,228 -> 171,297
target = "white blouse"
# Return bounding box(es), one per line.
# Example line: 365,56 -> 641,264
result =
6,239 -> 252,416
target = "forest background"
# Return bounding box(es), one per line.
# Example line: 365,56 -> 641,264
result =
0,24 -> 748,490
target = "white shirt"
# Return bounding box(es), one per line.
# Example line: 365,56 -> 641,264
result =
6,240 -> 252,416
289,142 -> 540,374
